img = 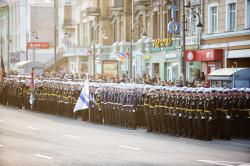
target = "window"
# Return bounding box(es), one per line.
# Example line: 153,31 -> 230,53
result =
190,0 -> 201,6
209,6 -> 218,33
153,12 -> 158,39
119,20 -> 123,41
246,0 -> 250,28
114,0 -> 123,7
64,5 -> 72,26
227,2 -> 236,31
146,16 -> 150,38
153,63 -> 159,77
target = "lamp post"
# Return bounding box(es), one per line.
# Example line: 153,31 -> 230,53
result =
92,26 -> 107,80
31,31 -> 39,62
232,61 -> 237,88
7,35 -> 12,70
0,35 -> 3,63
54,0 -> 58,72
0,35 -> 2,57
182,1 -> 203,83
129,0 -> 134,80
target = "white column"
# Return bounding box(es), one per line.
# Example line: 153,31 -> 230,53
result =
72,0 -> 77,44
58,0 -> 65,47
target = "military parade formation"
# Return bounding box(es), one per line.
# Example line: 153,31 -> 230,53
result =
0,76 -> 249,141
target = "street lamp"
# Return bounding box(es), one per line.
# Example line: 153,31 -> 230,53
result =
129,0 -> 134,80
7,35 -> 12,70
31,31 -> 39,62
232,61 -> 237,88
92,26 -> 108,80
182,1 -> 203,83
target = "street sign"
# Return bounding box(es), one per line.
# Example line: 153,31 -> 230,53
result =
27,42 -> 50,49
186,44 -> 199,50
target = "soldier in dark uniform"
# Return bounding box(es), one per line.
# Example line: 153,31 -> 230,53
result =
214,88 -> 223,139
89,86 -> 95,123
221,89 -> 231,139
149,89 -> 156,132
137,86 -> 146,128
0,81 -> 4,104
179,88 -> 187,137
144,86 -> 151,132
117,87 -> 123,127
169,88 -> 177,135
17,82 -> 24,109
184,88 -> 191,137
196,89 -> 205,140
203,89 -> 215,141
188,89 -> 197,138
127,88 -> 137,129
136,87 -> 145,128
175,88 -> 183,136
95,88 -> 102,124
110,87 -> 116,126
238,89 -> 249,137
164,88 -> 171,134
121,88 -> 128,128
159,88 -> 167,134
244,88 -> 250,137
231,88 -> 239,137
154,88 -> 161,133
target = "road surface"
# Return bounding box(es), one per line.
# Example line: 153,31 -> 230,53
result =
0,105 -> 250,166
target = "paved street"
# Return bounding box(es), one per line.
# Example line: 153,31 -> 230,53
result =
0,105 -> 250,166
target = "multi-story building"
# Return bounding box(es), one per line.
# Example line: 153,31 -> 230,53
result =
76,0 -> 182,81
183,0 -> 250,83
1,0 -> 56,71
75,0 -> 250,81
0,2 -> 9,69
77,0 -> 116,77
52,0 -> 78,73
28,0 -> 55,65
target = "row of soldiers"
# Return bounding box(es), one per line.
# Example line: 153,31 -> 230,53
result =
0,78 -> 249,141
90,84 -> 250,140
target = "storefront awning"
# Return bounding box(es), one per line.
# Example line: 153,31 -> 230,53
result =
15,60 -> 32,67
63,48 -> 91,57
185,49 -> 223,61
227,49 -> 250,58
208,68 -> 250,80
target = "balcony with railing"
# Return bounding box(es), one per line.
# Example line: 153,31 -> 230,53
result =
190,0 -> 201,6
134,0 -> 151,6
84,7 -> 100,16
110,0 -> 124,10
64,19 -> 76,27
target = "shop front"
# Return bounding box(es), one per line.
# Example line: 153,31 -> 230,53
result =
185,49 -> 224,83
143,50 -> 181,82
164,52 -> 181,82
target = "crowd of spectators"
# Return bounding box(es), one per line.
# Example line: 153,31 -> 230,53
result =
4,69 -> 208,88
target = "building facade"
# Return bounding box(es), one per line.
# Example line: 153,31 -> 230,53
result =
0,0 -> 58,72
0,2 -> 9,69
183,0 -> 250,84
76,0 -> 183,81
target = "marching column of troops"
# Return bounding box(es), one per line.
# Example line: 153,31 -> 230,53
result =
0,78 -> 250,141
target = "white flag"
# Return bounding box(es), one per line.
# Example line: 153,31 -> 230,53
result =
73,80 -> 89,112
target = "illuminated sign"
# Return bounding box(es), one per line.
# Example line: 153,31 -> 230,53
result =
143,55 -> 151,61
27,42 -> 50,49
152,38 -> 172,48
168,5 -> 180,34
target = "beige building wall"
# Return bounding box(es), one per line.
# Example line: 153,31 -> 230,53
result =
203,0 -> 246,35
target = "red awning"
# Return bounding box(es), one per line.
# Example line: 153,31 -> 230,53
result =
185,49 -> 224,61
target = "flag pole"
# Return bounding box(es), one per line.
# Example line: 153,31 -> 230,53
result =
86,73 -> 91,122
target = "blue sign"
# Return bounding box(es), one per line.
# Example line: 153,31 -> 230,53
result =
168,5 -> 180,34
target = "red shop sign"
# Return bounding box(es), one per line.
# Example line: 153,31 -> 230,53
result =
185,49 -> 223,61
27,42 -> 50,49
